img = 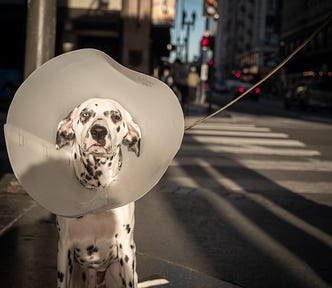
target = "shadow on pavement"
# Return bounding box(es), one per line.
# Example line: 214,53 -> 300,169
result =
136,108 -> 332,288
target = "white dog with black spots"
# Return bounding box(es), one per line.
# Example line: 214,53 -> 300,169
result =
55,98 -> 141,288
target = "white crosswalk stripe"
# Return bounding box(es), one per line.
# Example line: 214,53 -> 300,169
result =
171,158 -> 332,172
186,129 -> 289,138
179,144 -> 320,156
166,117 -> 331,203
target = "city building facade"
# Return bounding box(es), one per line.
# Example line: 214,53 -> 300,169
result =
0,0 -> 174,81
280,0 -> 332,80
215,0 -> 281,83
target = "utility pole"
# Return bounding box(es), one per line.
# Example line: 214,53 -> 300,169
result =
199,19 -> 210,104
24,0 -> 57,79
182,10 -> 196,63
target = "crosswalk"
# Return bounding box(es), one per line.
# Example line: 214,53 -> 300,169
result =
164,116 -> 332,204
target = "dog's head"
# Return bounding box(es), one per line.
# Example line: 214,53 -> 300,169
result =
56,98 -> 141,157
56,98 -> 141,188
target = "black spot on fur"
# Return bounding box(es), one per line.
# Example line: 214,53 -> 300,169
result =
57,271 -> 64,282
125,224 -> 131,234
83,160 -> 94,176
111,110 -> 122,123
95,170 -> 103,177
86,245 -> 98,256
124,254 -> 129,263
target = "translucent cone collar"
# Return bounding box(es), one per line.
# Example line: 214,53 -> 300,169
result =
4,49 -> 184,217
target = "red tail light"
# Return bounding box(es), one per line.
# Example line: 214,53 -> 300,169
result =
238,87 -> 245,93
254,87 -> 261,94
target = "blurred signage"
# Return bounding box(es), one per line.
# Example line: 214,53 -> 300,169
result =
152,0 -> 176,26
200,64 -> 209,81
66,0 -> 122,11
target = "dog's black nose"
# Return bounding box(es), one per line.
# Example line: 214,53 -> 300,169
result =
91,124 -> 108,141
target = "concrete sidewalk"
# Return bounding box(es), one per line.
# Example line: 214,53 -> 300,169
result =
0,184 -> 239,288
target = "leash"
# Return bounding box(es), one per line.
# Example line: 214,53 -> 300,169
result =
185,13 -> 332,131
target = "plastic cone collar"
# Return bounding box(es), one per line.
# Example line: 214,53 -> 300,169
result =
4,49 -> 184,217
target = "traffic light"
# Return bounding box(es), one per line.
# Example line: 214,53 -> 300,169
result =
203,0 -> 218,18
201,36 -> 210,48
208,35 -> 215,51
201,35 -> 215,50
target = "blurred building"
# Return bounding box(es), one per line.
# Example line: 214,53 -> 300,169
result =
0,0 -> 175,81
215,0 -> 281,81
280,0 -> 332,78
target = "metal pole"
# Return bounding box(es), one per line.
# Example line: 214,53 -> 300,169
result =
24,0 -> 57,79
199,18 -> 210,104
185,24 -> 190,63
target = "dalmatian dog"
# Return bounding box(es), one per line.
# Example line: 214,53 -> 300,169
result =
55,98 -> 141,288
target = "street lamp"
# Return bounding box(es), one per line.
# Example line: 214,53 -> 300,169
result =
182,10 -> 196,63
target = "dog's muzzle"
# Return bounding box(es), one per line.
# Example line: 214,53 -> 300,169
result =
90,124 -> 108,146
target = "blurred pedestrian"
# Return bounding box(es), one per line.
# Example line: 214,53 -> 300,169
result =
188,66 -> 200,103
172,59 -> 189,111
160,66 -> 174,88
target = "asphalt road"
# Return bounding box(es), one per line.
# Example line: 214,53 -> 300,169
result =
1,98 -> 332,288
135,98 -> 332,287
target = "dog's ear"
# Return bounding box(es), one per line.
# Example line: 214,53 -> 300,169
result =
122,117 -> 141,157
55,108 -> 78,149
123,121 -> 141,157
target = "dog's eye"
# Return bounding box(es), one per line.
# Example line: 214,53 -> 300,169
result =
111,110 -> 122,123
80,110 -> 92,123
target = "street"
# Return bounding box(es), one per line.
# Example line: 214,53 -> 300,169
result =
1,98 -> 332,288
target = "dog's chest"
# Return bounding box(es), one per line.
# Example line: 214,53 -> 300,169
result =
73,238 -> 118,269
74,150 -> 122,188
57,204 -> 134,269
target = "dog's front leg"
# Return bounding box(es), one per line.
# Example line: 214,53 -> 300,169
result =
57,237 -> 73,288
116,236 -> 138,288
56,216 -> 75,288
116,203 -> 138,288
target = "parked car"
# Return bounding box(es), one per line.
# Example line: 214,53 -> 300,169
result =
284,78 -> 332,110
224,79 -> 261,101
